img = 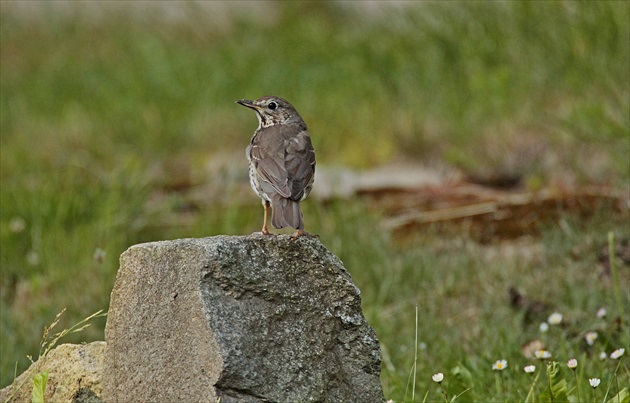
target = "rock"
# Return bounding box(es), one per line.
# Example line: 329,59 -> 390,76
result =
104,235 -> 383,402
0,342 -> 105,403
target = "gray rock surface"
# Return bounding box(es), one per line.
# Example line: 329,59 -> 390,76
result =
0,342 -> 105,403
104,235 -> 383,402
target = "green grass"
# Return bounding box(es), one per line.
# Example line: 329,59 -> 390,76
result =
1,2 -> 628,400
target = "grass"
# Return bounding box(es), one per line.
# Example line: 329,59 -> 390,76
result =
1,2 -> 628,401
2,308 -> 106,403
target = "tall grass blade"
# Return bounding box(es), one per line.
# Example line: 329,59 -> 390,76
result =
608,232 -> 624,320
413,304 -> 418,402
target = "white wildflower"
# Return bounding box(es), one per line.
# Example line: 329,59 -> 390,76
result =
585,331 -> 598,346
9,217 -> 26,233
547,312 -> 563,325
610,348 -> 625,359
589,378 -> 601,388
432,373 -> 444,383
492,359 -> 508,371
524,365 -> 536,374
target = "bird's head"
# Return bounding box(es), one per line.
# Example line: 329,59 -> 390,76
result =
236,96 -> 305,129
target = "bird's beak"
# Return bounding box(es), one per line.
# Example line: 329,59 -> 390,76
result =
236,99 -> 258,110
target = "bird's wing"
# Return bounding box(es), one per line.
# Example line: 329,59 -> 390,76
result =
285,130 -> 315,201
250,125 -> 315,201
250,126 -> 292,198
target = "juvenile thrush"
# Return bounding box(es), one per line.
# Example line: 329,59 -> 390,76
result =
236,96 -> 316,238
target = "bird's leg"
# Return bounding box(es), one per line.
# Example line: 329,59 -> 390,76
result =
261,201 -> 270,235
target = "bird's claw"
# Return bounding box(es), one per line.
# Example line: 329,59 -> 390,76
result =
252,229 -> 272,236
290,230 -> 319,240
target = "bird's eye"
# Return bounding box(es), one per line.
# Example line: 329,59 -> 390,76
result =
268,102 -> 277,110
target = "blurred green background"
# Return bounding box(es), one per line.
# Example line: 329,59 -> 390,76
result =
1,1 -> 628,400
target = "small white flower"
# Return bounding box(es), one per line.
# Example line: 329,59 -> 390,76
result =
9,217 -> 26,233
419,342 -> 427,350
432,372 -> 444,383
548,312 -> 563,325
492,359 -> 508,371
589,378 -> 601,388
93,247 -> 107,263
26,250 -> 40,266
524,365 -> 536,374
596,307 -> 607,318
585,331 -> 598,346
567,358 -> 578,369
599,351 -> 608,360
535,349 -> 552,359
610,348 -> 625,359
539,322 -> 549,333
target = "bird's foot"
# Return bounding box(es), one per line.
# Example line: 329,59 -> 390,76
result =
290,230 -> 319,240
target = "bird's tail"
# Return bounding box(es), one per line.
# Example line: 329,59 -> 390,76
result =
270,196 -> 304,230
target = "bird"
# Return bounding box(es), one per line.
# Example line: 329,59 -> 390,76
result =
236,96 -> 316,238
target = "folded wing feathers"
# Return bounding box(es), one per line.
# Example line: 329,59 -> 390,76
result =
252,126 -> 315,202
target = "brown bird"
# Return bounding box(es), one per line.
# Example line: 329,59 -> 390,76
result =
236,96 -> 316,238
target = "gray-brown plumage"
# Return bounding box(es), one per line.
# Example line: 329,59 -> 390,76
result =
236,96 -> 316,238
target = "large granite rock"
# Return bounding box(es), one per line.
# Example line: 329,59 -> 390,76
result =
104,235 -> 383,402
0,342 -> 105,403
